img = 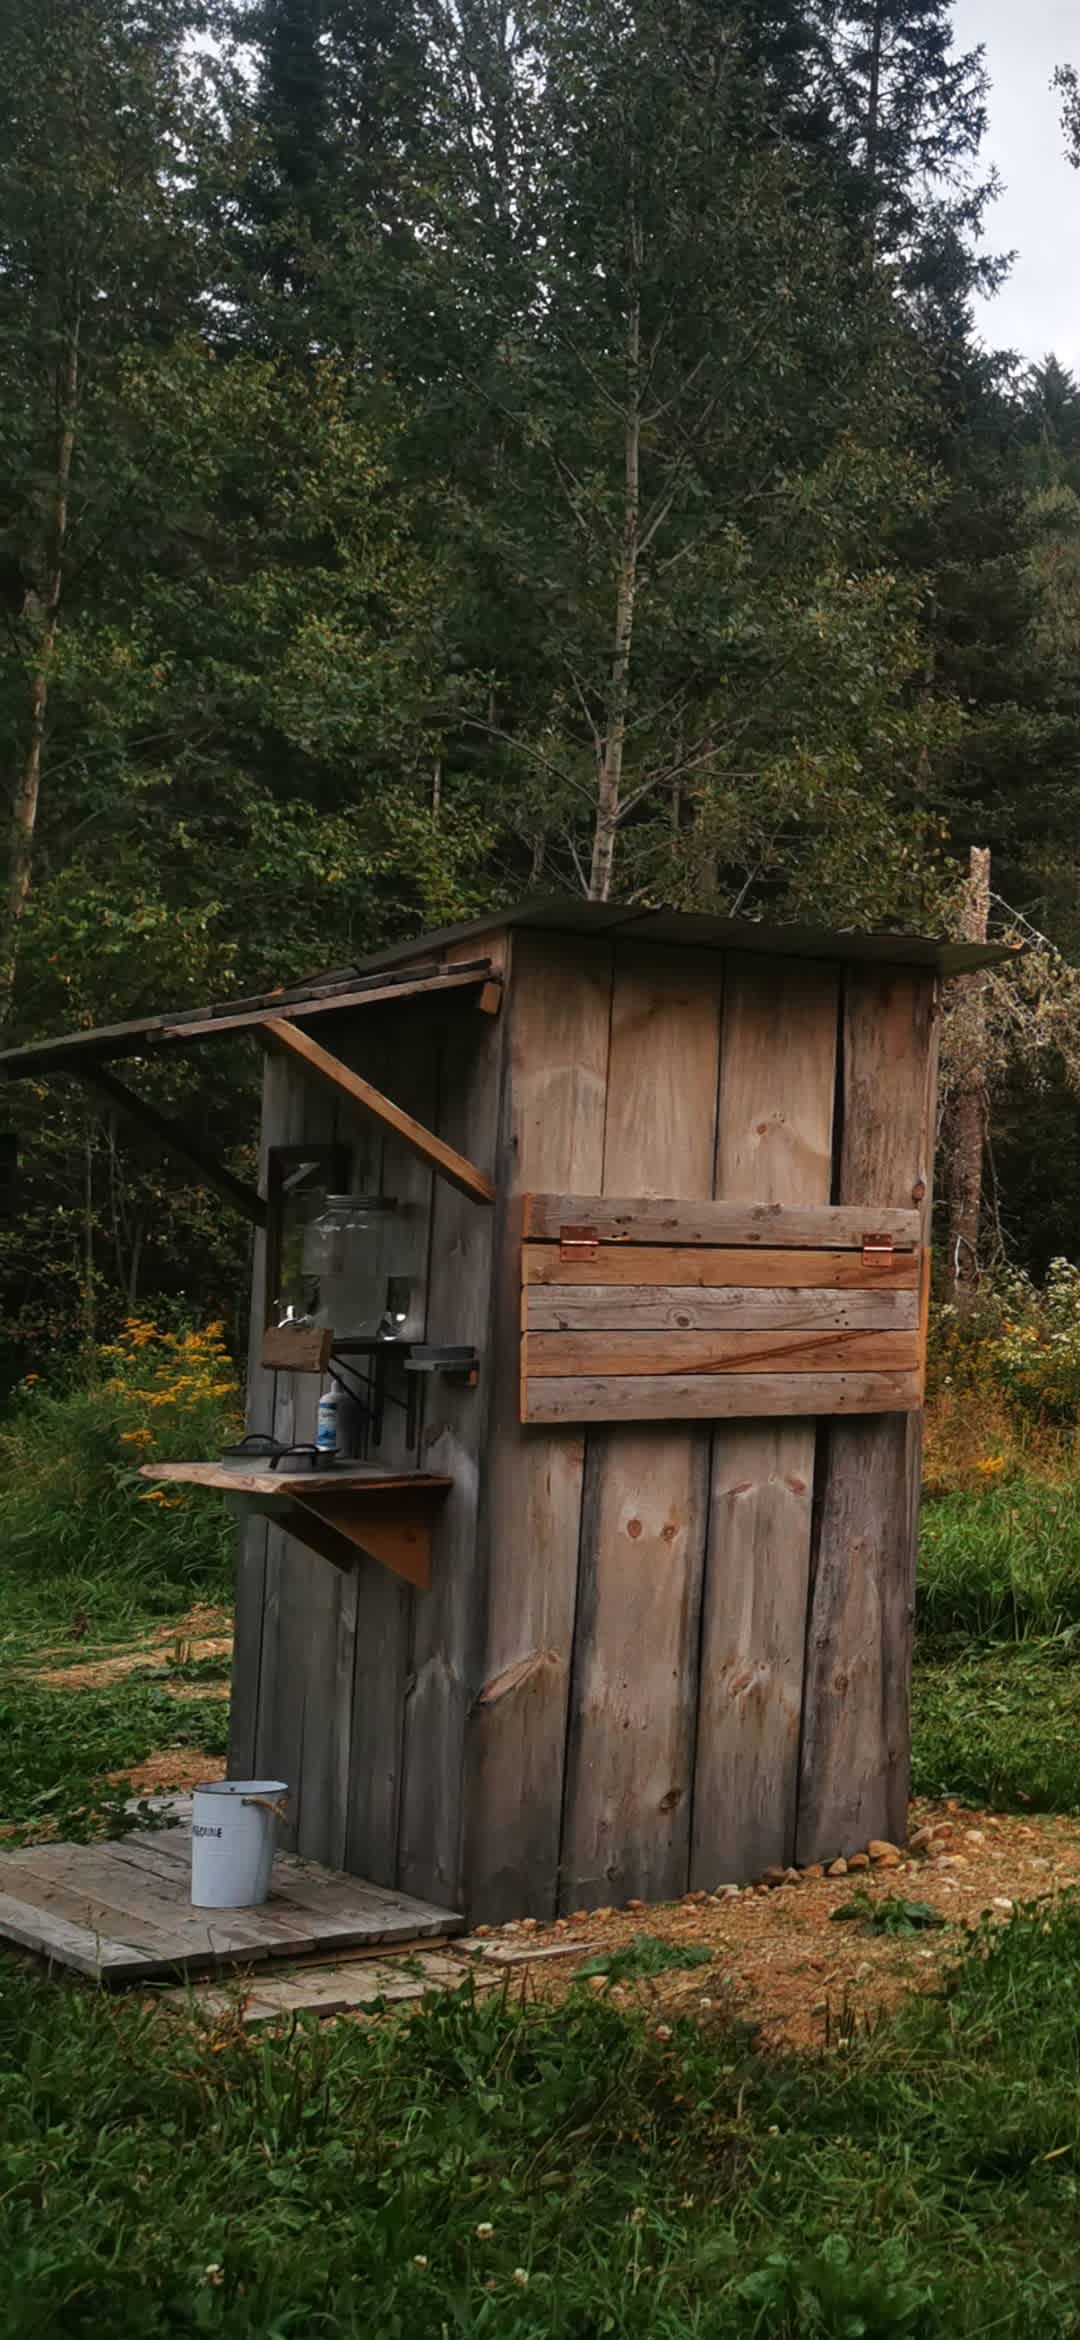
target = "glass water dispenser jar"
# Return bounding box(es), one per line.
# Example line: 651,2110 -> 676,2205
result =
302,1195 -> 415,1340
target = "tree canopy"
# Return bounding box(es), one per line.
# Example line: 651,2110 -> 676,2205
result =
0,0 -> 1077,1352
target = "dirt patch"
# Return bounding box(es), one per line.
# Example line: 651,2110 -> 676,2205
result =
27,1605 -> 232,1675
162,1680 -> 230,1704
107,1750 -> 227,1794
165,1605 -> 231,1642
464,1799 -> 1080,2053
37,1635 -> 232,1692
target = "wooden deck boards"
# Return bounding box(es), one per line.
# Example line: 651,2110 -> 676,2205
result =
0,1814 -> 463,1982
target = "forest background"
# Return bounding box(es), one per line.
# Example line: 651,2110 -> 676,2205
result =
4,0 -> 1080,1369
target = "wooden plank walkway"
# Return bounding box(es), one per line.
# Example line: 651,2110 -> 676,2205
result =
0,1811 -> 463,1982
166,1935 -> 587,2027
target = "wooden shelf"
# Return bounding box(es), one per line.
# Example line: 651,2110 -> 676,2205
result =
142,1462 -> 453,1590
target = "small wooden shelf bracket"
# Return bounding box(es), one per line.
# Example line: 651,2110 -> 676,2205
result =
262,1484 -> 450,1589
141,1462 -> 452,1589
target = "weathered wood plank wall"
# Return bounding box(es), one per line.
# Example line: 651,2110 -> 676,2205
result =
342,1018 -> 438,1887
232,929 -> 938,1916
251,1060 -> 337,1845
557,946 -> 721,1910
690,955 -> 838,1886
295,1012 -> 437,1873
464,931 -> 611,1922
233,997 -> 500,1896
795,969 -> 938,1863
227,1048 -> 286,1780
396,1003 -> 506,1907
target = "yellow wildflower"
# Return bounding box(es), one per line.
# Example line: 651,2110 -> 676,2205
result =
976,1455 -> 1006,1478
120,1428 -> 154,1448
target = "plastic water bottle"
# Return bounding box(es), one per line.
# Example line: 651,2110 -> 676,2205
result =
316,1388 -> 338,1457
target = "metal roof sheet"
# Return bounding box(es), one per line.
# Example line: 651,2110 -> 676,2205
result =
350,895 -> 1018,979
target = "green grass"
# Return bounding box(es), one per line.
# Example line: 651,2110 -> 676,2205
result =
574,1934 -> 715,1982
0,1345 -> 235,1841
1,1366 -> 1080,2331
0,1679 -> 228,1841
919,1480 -> 1080,1642
7,1902 -> 1080,2335
913,1474 -> 1080,1815
913,1642 -> 1080,1814
0,1492 -> 230,1845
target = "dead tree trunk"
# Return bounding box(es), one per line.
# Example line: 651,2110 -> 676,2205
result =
588,197 -> 642,903
944,846 -> 991,1315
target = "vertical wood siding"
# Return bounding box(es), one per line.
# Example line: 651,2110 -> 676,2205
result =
233,936 -> 938,1914
395,1002 -> 506,1906
227,1048 -> 287,1780
795,968 -> 938,1863
557,945 -> 721,1909
464,931 -> 612,1922
690,955 -> 838,1886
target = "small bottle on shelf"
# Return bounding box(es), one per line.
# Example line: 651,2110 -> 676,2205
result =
316,1386 -> 338,1458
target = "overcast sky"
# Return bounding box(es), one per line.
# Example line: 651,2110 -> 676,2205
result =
952,0 -> 1080,374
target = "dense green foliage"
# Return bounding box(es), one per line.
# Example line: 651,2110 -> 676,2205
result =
1,0 -> 1080,1356
0,1318 -> 238,1596
915,1444 -> 1080,1816
0,1318 -> 234,1833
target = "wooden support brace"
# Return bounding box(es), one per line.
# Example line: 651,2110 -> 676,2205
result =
81,1064 -> 266,1227
141,1463 -> 452,1592
246,1488 -> 446,1589
264,1018 -> 496,1205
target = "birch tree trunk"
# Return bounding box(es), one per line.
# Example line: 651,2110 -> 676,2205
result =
588,200 -> 642,902
865,0 -> 883,182
863,0 -> 884,264
0,304 -> 81,1020
944,844 -> 991,1316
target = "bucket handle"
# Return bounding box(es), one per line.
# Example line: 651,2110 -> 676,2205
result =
241,1794 -> 288,1818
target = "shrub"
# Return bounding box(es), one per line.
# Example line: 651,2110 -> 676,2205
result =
930,1259 -> 1080,1430
0,1318 -> 239,1612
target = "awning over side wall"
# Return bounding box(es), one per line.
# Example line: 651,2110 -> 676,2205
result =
0,893 -> 1018,1228
0,955 -> 500,1082
0,953 -> 502,1226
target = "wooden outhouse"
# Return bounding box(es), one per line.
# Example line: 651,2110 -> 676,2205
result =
0,900 -> 1009,1922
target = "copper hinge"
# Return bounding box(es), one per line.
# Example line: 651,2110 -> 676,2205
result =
862,1233 -> 896,1266
560,1224 -> 598,1263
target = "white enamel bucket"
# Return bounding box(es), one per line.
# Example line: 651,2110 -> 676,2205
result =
190,1779 -> 288,1908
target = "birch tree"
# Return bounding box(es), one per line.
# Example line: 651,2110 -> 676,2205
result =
440,0 -> 943,904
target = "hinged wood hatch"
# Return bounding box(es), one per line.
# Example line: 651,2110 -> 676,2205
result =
520,1193 -> 923,1424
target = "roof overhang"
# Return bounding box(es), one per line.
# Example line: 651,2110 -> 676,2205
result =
0,898 -> 1018,1230
0,896 -> 1019,1087
346,897 -> 1018,980
0,956 -> 499,1083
